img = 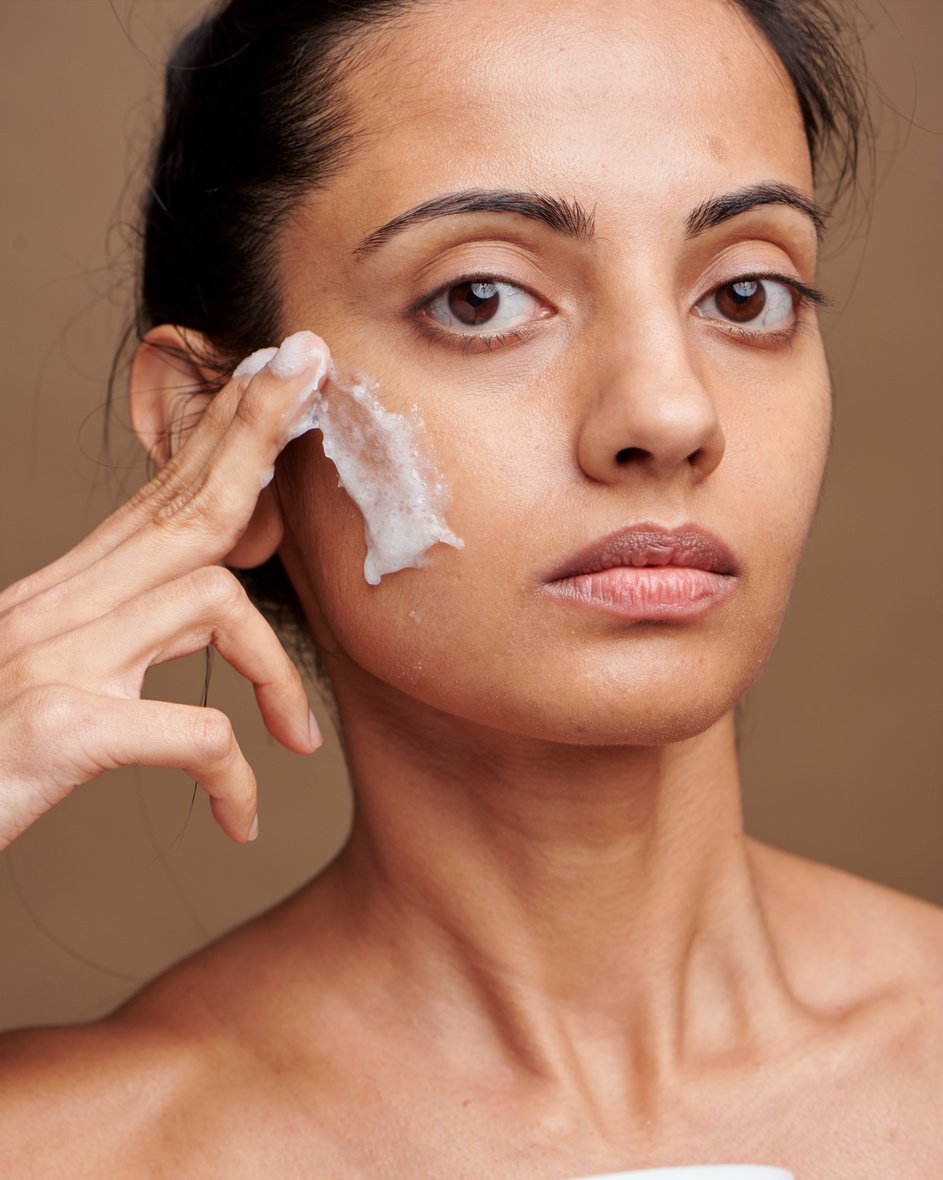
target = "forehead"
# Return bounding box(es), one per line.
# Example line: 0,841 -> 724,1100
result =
324,0 -> 811,233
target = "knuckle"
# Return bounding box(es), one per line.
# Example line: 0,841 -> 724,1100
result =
192,708 -> 236,765
2,651 -> 38,697
130,462 -> 199,524
0,596 -> 43,655
0,610 -> 20,655
16,685 -> 86,745
3,634 -> 71,695
188,566 -> 245,617
0,572 -> 41,612
233,390 -> 268,432
150,473 -> 241,551
152,482 -> 205,527
129,463 -> 175,510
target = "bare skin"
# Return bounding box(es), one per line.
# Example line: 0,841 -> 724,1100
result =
0,0 -> 940,1176
0,846 -> 940,1177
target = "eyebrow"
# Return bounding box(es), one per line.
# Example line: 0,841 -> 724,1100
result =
685,181 -> 827,239
350,180 -> 826,257
351,189 -> 597,255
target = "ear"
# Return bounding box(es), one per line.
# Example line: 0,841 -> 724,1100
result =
128,324 -> 285,569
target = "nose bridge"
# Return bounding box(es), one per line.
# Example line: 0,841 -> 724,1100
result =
577,281 -> 725,484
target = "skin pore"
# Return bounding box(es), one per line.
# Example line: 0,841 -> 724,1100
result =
1,0 -> 940,1177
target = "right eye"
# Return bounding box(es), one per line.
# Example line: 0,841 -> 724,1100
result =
422,278 -> 548,335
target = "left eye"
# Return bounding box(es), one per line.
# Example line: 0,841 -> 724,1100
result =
424,279 -> 545,334
695,277 -> 796,331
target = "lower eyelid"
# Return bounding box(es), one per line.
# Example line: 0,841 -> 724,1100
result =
413,319 -> 537,354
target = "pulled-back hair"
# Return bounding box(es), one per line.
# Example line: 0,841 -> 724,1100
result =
136,0 -> 868,677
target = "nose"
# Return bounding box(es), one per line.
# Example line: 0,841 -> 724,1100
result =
576,315 -> 725,485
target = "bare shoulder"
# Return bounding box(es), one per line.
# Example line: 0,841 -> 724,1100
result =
0,905 -> 347,1178
746,843 -> 943,1169
0,1000 -> 206,1177
748,838 -> 943,985
748,839 -> 943,1065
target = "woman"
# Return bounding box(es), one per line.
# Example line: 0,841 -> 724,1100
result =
0,0 -> 940,1175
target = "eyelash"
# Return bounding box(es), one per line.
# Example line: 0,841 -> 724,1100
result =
407,272 -> 543,353
408,270 -> 828,353
703,271 -> 828,349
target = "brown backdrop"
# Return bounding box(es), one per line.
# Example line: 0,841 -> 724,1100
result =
1,0 -> 940,1031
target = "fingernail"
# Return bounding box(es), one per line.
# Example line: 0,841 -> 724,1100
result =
270,330 -> 330,380
234,346 -> 278,381
247,813 -> 259,842
309,708 -> 322,749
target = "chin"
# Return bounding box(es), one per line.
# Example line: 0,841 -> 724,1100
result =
324,574 -> 787,751
498,686 -> 745,749
377,646 -> 758,751
489,629 -> 775,747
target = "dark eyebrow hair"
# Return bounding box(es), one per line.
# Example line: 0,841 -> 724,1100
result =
351,189 -> 596,255
685,181 -> 827,239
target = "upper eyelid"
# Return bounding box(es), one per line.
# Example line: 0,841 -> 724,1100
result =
695,265 -> 827,307
408,276 -> 820,358
408,272 -> 551,317
407,269 -> 826,331
408,271 -> 821,313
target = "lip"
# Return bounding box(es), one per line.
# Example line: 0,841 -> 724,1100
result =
542,523 -> 739,622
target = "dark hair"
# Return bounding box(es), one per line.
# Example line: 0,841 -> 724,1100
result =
135,0 -> 868,677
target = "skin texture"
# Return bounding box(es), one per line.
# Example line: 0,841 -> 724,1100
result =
0,0 -> 940,1176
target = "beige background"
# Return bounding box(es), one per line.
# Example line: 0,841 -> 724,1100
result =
0,0 -> 940,1032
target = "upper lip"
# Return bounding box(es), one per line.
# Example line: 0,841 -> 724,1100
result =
546,524 -> 739,581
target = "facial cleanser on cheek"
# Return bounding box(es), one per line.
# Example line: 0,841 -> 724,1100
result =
293,371 -> 464,585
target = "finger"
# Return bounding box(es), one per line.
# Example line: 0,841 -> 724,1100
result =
0,353 -> 252,615
13,567 -> 320,754
137,567 -> 321,755
0,333 -> 330,649
1,687 -> 259,846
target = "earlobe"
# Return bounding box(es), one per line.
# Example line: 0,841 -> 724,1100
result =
128,323 -> 286,570
225,489 -> 286,569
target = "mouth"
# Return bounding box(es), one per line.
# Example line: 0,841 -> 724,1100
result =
542,524 -> 739,621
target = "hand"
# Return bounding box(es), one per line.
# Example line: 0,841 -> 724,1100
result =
0,330 -> 331,850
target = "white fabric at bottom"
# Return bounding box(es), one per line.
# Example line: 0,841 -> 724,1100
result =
569,1167 -> 795,1180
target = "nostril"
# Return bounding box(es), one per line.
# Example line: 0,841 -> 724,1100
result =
615,446 -> 648,465
614,444 -> 708,469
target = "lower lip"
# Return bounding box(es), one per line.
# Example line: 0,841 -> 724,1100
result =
543,566 -> 736,621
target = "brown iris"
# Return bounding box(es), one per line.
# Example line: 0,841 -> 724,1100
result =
447,281 -> 501,326
714,279 -> 768,323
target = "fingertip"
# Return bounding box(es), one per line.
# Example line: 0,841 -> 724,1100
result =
233,347 -> 278,383
308,708 -> 323,751
285,705 -> 322,755
269,331 -> 331,381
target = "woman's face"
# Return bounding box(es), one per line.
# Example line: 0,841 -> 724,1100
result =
275,0 -> 830,745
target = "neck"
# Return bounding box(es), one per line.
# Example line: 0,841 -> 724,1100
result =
314,668 -> 797,1094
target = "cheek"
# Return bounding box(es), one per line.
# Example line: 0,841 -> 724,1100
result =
314,374 -> 464,586
718,350 -> 831,628
758,365 -> 831,548
276,406 -> 544,716
277,417 -> 474,678
275,339 -> 833,742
